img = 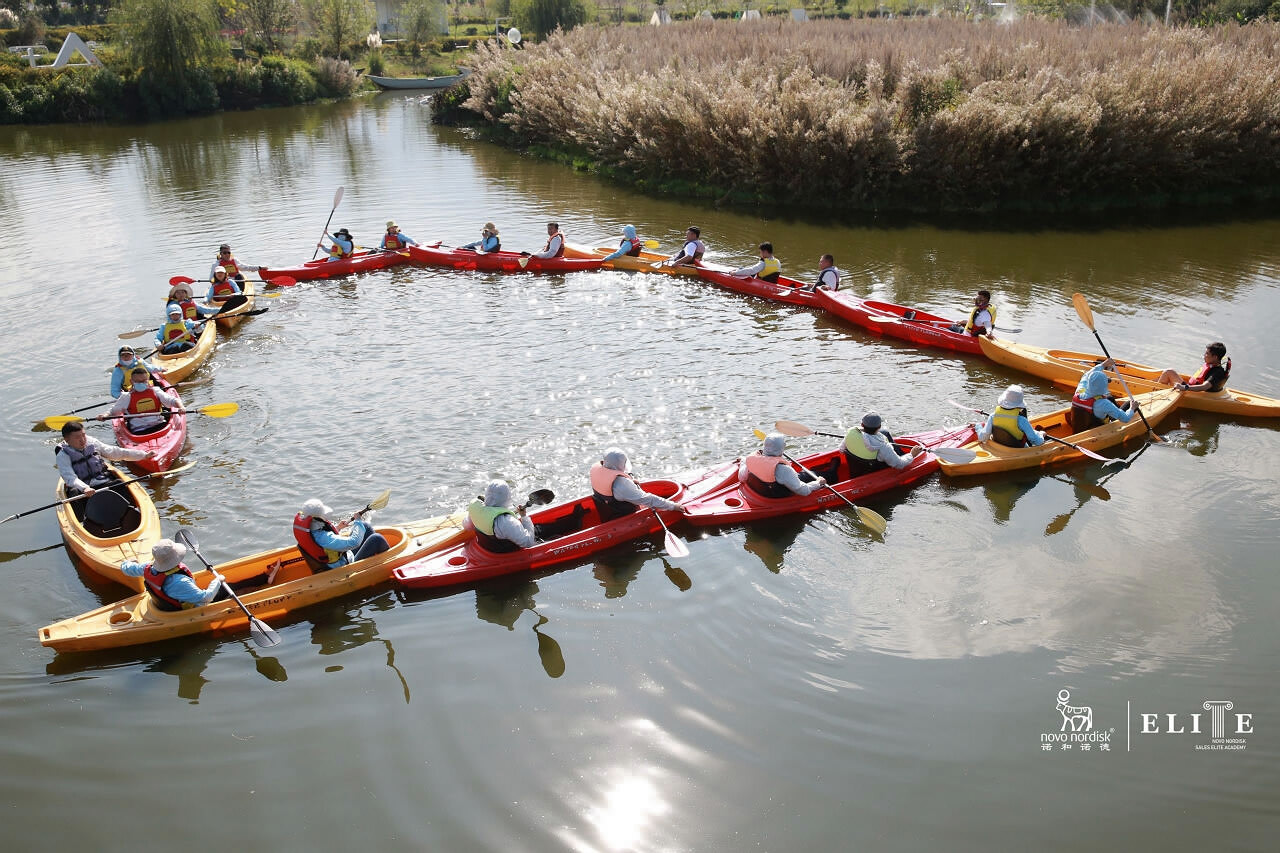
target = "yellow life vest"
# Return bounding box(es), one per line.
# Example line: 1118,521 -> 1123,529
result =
468,500 -> 515,536
843,428 -> 877,460
964,304 -> 996,334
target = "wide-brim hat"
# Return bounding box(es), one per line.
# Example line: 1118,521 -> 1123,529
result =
335,228 -> 352,238
998,385 -> 1025,409
386,220 -> 398,229
169,284 -> 193,300
483,222 -> 498,234
301,498 -> 335,521
151,538 -> 186,572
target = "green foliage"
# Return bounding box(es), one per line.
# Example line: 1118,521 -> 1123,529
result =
237,0 -> 299,52
512,0 -> 586,39
302,0 -> 373,58
367,46 -> 385,74
216,55 -> 319,105
16,12 -> 47,45
313,54 -> 358,95
110,0 -> 225,83
401,0 -> 444,56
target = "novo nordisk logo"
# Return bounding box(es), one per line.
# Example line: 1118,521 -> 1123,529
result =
1041,690 -> 1255,753
1040,690 -> 1114,751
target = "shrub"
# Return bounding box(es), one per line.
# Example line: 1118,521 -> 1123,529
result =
367,45 -> 385,74
313,54 -> 357,96
16,12 -> 46,45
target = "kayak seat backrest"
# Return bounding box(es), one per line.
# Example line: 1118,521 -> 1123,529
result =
83,489 -> 139,537
296,548 -> 329,573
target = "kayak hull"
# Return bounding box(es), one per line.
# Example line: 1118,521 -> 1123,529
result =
939,388 -> 1181,476
111,379 -> 187,473
682,426 -> 975,526
813,290 -> 986,355
407,243 -> 606,274
154,320 -> 216,385
978,337 -> 1280,418
201,281 -> 256,329
563,243 -> 704,276
259,250 -> 407,281
40,515 -> 467,652
693,267 -> 818,308
55,461 -> 162,593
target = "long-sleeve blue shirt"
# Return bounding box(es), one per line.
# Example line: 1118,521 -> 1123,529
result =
462,234 -> 501,252
110,357 -> 163,398
310,519 -> 374,567
121,561 -> 223,606
155,319 -> 201,351
978,412 -> 1046,446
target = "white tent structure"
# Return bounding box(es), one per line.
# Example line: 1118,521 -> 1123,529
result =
650,8 -> 672,25
790,8 -> 808,21
741,9 -> 762,21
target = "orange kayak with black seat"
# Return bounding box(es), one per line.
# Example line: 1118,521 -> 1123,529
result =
258,249 -> 408,281
813,289 -> 987,356
111,378 -> 187,473
407,243 -> 605,274
153,320 -> 216,384
54,461 -> 162,593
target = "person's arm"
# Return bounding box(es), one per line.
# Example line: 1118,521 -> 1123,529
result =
493,513 -> 537,548
55,452 -> 89,492
154,388 -> 183,411
774,463 -> 824,495
120,560 -> 146,578
532,234 -> 563,259
602,239 -> 630,262
163,572 -> 224,606
730,260 -> 766,278
399,233 -> 417,246
1019,415 -> 1045,446
312,524 -> 364,553
874,438 -> 913,470
107,395 -> 129,418
110,368 -> 125,399
976,412 -> 997,442
611,476 -> 681,511
1092,397 -> 1134,423
92,436 -> 151,463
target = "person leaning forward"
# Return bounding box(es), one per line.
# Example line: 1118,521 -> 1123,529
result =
122,539 -> 229,611
739,433 -> 826,499
55,421 -> 153,496
292,498 -> 389,571
467,480 -> 537,552
590,447 -> 682,522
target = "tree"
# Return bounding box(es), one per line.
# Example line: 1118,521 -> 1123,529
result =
400,0 -> 445,57
110,0 -> 226,81
512,0 -> 586,38
303,0 -> 374,58
238,0 -> 300,52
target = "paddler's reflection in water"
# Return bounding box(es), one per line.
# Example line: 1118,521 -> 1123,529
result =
475,579 -> 565,678
311,595 -> 413,701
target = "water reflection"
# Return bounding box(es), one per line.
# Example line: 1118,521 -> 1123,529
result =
310,593 -> 413,700
474,579 -> 566,679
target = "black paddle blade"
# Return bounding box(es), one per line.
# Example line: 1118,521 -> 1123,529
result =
526,489 -> 555,507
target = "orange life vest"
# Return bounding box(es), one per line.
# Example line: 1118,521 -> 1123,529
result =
143,563 -> 196,611
589,462 -> 635,522
542,232 -> 565,258
211,277 -> 238,299
220,257 -> 242,278
126,386 -> 163,415
292,513 -> 340,570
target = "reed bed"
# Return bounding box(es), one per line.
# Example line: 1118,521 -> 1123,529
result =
446,19 -> 1280,213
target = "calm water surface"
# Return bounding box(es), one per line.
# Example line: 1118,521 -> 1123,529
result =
1,95 -> 1277,851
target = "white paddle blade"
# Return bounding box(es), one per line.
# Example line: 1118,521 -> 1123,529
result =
932,446 -> 977,464
773,420 -> 816,437
664,530 -> 690,559
249,618 -> 283,648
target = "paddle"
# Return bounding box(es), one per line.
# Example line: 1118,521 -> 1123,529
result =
44,402 -> 239,430
946,400 -> 1121,465
340,489 -> 392,526
752,429 -> 888,536
520,488 -> 555,512
168,275 -> 297,288
773,419 -> 977,464
1071,292 -> 1165,444
654,510 -> 690,558
311,186 -> 344,260
865,315 -> 1023,334
118,297 -> 249,339
1043,447 -> 1145,535
1,459 -> 196,526
32,378 -> 208,430
175,528 -> 282,648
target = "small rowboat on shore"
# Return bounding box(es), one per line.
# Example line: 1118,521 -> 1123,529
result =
938,388 -> 1181,477
40,515 -> 467,652
154,319 -> 216,384
978,337 -> 1280,419
200,281 -> 256,329
366,70 -> 471,91
55,461 -> 161,593
407,243 -> 606,274
812,289 -> 988,356
111,379 -> 187,473
258,249 -> 408,281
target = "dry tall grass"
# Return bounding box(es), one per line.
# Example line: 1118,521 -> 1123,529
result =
449,19 -> 1280,212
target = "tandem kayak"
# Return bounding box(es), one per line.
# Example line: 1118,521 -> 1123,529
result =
154,320 -> 216,384
939,388 -> 1182,477
563,243 -> 707,276
55,462 -> 162,593
978,337 -> 1280,419
200,282 -> 256,330
681,426 -> 975,526
40,515 -> 467,653
258,249 -> 408,281
693,266 -> 818,308
393,463 -> 738,590
812,289 -> 988,356
406,243 -> 606,274
111,379 -> 187,474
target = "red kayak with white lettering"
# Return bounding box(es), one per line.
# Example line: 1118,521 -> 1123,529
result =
258,249 -> 408,281
407,243 -> 606,274
111,379 -> 188,473
813,289 -> 987,356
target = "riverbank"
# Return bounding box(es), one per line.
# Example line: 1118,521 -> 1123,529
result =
437,18 -> 1280,216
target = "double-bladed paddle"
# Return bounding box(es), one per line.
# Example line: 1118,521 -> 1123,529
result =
773,420 -> 977,464
168,275 -> 297,288
44,402 -> 239,430
175,528 -> 282,649
1,460 -> 196,526
946,400 -> 1122,465
1071,292 -> 1166,444
865,314 -> 1023,334
752,429 -> 888,536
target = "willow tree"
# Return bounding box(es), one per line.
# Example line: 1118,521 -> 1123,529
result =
512,0 -> 586,39
110,0 -> 226,114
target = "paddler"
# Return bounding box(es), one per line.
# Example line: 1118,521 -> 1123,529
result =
461,222 -> 501,252
529,221 -> 566,259
730,242 -> 782,283
601,225 -> 644,261
293,498 -> 389,571
102,367 -> 183,435
319,227 -> 355,261
212,243 -> 259,283
1069,359 -> 1137,432
841,412 -> 924,473
1158,342 -> 1231,392
205,265 -> 243,304
110,346 -> 164,399
738,433 -> 826,499
380,220 -> 418,251
949,290 -> 996,338
662,226 -> 705,268
976,387 -> 1046,448
591,448 -> 683,521
55,421 -> 153,496
122,539 -> 229,611
467,481 -> 537,552
166,282 -> 218,321
812,254 -> 841,291
155,304 -> 202,354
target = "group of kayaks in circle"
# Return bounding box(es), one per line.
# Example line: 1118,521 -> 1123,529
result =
25,213 -> 1280,655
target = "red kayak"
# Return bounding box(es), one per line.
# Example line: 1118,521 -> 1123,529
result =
681,425 -> 976,526
393,464 -> 737,590
407,243 -> 606,274
111,379 -> 188,473
258,249 -> 408,281
813,289 -> 986,356
693,266 -> 819,308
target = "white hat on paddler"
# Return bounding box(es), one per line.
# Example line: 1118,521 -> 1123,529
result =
999,385 -> 1026,409
150,538 -> 186,572
483,481 -> 513,508
214,265 -> 227,276
762,433 -> 786,457
301,498 -> 335,522
602,447 -> 631,473
167,304 -> 182,317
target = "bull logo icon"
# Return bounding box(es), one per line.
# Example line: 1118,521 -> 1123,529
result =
1057,689 -> 1094,733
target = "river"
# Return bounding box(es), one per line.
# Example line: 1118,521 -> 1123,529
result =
0,93 -> 1277,851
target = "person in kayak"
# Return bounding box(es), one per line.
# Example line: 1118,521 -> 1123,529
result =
1069,359 -> 1136,431
529,221 -> 566,259
976,387 -> 1046,448
293,498 -> 390,571
811,254 -> 841,291
740,433 -> 826,499
109,346 -> 164,399
122,539 -> 229,611
841,413 -> 923,474
468,481 -> 537,552
55,421 -> 153,496
167,283 -> 218,321
949,290 -> 996,337
1157,342 -> 1231,392
212,243 -> 259,283
602,225 -> 643,261
730,242 -> 782,283
102,367 -> 183,435
381,220 -> 417,251
591,448 -> 683,521
319,227 -> 355,261
663,226 -> 705,268
461,222 -> 501,252
206,265 -> 242,304
155,304 -> 202,354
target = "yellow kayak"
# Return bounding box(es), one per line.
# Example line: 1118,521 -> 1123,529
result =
979,337 -> 1280,418
40,514 -> 466,653
55,462 -> 161,593
154,320 -> 216,384
563,242 -> 704,276
201,281 -> 256,330
939,388 -> 1181,477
